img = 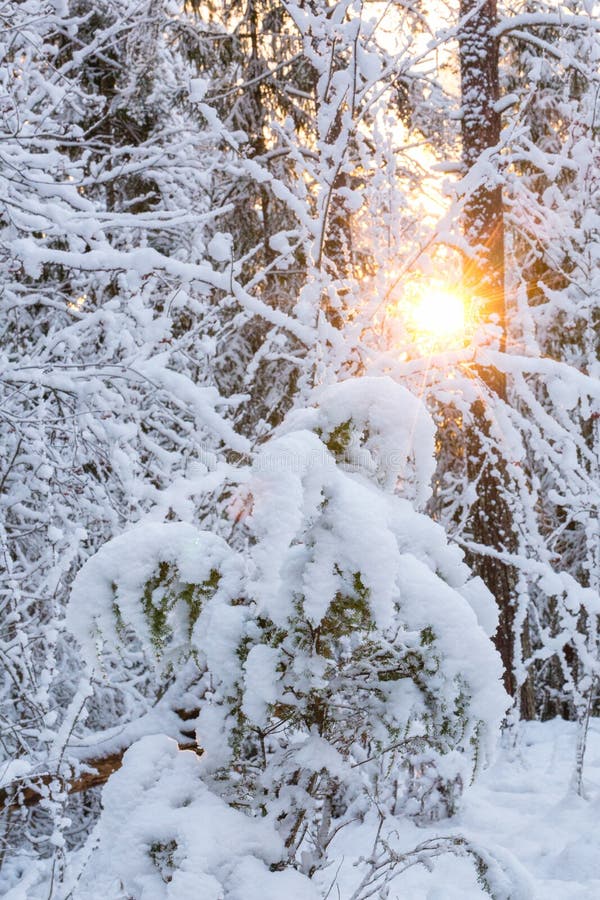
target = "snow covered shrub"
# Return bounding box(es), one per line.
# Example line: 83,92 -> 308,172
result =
219,378 -> 508,858
67,523 -> 244,674
73,735 -> 318,900
67,377 -> 508,888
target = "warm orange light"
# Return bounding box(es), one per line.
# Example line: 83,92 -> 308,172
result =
380,273 -> 472,357
410,289 -> 465,345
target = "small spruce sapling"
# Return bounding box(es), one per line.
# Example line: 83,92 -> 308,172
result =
220,377 -> 507,871
67,377 -> 508,891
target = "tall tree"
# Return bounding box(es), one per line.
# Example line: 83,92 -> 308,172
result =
457,0 -> 526,705
454,0 -> 600,716
459,0 -> 504,319
501,1 -> 600,749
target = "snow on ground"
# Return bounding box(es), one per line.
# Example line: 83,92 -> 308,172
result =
3,718 -> 599,899
468,718 -> 600,900
318,718 -> 600,899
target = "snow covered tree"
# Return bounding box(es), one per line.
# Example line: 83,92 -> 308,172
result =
63,377 -> 508,894
3,0 -> 598,893
500,2 -> 600,746
0,0 -> 272,874
1,2 -> 444,879
455,0 -> 528,710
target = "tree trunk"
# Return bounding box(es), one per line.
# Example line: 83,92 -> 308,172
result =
459,0 -> 534,716
459,0 -> 504,322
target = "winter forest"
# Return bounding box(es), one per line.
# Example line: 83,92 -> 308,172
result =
1,0 -> 599,896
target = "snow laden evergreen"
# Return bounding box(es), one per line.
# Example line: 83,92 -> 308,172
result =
66,377 -> 508,896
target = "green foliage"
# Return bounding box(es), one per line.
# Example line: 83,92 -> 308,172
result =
149,839 -> 178,884
320,419 -> 353,458
138,562 -> 221,654
420,625 -> 435,646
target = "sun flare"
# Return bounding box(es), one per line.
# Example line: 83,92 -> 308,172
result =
410,290 -> 465,341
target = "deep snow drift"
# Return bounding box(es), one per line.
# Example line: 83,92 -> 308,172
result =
3,718 -> 599,899
321,717 -> 600,899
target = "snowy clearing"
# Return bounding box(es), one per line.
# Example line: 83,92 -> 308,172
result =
319,718 -> 600,899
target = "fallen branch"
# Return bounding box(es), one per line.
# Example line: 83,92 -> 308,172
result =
0,740 -> 198,814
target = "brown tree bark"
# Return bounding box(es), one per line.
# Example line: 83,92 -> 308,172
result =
0,741 -> 198,815
459,0 -> 504,322
0,708 -> 200,814
458,0 -> 534,717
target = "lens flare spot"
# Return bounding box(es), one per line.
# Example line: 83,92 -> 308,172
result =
410,290 -> 465,342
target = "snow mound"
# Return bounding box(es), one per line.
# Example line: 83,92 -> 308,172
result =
73,735 -> 319,900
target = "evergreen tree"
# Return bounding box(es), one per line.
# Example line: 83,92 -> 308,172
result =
65,377 -> 508,895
